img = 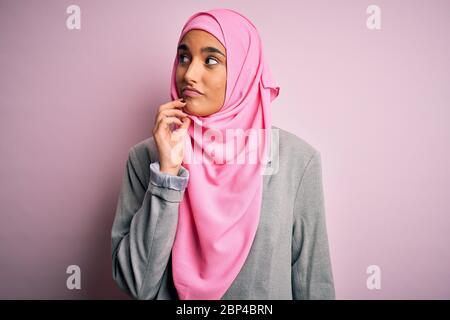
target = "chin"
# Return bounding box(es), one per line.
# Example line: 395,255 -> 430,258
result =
184,101 -> 208,116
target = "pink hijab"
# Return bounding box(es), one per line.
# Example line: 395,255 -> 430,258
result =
169,8 -> 280,300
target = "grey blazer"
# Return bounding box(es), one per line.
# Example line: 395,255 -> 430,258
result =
111,125 -> 335,300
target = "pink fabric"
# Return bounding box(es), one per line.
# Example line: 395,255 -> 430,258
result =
169,8 -> 280,300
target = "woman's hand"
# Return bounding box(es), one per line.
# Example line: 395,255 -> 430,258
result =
152,98 -> 191,176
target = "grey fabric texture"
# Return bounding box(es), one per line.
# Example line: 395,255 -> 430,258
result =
111,126 -> 335,300
149,161 -> 189,191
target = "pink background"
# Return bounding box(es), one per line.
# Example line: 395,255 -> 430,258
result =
1,0 -> 449,299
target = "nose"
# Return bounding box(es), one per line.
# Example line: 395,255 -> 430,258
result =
183,58 -> 202,84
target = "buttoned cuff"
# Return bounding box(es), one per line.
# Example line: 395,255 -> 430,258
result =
149,162 -> 189,191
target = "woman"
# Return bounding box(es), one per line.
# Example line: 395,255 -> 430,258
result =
111,8 -> 335,300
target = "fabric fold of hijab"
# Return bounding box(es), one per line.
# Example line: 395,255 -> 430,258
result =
169,8 -> 280,300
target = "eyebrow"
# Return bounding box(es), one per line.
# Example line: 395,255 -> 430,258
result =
177,43 -> 226,57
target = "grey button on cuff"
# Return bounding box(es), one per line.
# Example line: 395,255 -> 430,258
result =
149,162 -> 189,191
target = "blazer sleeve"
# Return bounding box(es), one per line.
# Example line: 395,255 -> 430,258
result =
291,151 -> 336,300
111,146 -> 189,299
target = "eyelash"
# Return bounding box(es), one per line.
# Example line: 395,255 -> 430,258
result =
178,54 -> 219,67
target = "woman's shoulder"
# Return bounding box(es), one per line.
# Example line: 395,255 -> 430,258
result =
121,136 -> 157,186
272,125 -> 320,163
267,125 -> 322,189
128,136 -> 158,166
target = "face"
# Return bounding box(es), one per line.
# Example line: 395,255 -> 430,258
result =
176,29 -> 227,117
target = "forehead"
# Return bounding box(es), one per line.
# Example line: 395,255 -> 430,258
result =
180,29 -> 225,51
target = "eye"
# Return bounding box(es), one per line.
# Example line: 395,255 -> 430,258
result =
178,54 -> 189,64
206,57 -> 219,65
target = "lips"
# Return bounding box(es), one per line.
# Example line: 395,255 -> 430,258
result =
182,86 -> 203,98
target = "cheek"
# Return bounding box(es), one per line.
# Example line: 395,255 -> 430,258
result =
205,74 -> 226,112
175,68 -> 183,89
214,75 -> 226,102
210,72 -> 226,95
